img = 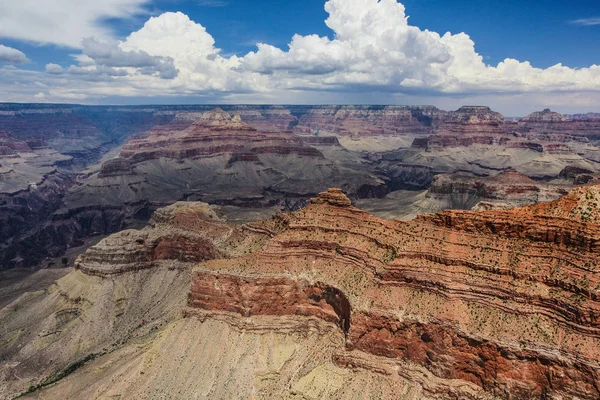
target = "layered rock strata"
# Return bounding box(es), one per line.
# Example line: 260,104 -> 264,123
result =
68,108 -> 385,210
5,103 -> 600,271
427,169 -> 571,210
187,188 -> 600,399
4,187 -> 600,399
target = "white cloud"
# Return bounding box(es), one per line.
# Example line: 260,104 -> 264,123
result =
0,0 -> 149,48
240,0 -> 600,95
45,63 -> 65,74
2,0 -> 600,113
120,11 -> 262,92
571,18 -> 600,26
81,38 -> 178,79
0,44 -> 29,64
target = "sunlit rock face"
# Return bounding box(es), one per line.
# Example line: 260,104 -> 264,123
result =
3,187 -> 600,399
186,187 -> 600,399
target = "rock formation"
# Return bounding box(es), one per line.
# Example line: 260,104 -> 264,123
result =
518,108 -> 600,141
62,107 -> 385,251
2,187 -> 600,399
3,103 -> 600,272
392,105 -> 600,181
187,187 -> 600,399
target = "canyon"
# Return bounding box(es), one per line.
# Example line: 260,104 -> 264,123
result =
2,104 -> 600,269
1,187 -> 599,399
2,103 -> 600,399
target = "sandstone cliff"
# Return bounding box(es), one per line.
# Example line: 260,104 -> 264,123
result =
3,187 -> 600,399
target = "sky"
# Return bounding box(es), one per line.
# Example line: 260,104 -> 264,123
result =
0,0 -> 599,115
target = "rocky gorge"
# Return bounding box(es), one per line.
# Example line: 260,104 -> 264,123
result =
2,101 -> 600,398
2,104 -> 600,269
1,187 -> 600,399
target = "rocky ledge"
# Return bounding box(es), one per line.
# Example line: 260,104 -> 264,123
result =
185,187 -> 600,399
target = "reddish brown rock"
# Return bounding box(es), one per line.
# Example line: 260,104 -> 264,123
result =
186,187 -> 600,399
297,105 -> 437,136
189,272 -> 351,332
519,109 -> 600,140
119,108 -> 323,163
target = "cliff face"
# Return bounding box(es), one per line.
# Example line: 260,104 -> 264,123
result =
0,132 -> 76,267
185,188 -> 600,399
68,108 -> 386,210
3,187 -> 600,399
0,106 -> 174,269
118,108 -> 323,162
1,106 -> 387,268
374,106 -> 600,188
518,109 -> 600,140
0,200 -> 280,398
434,106 -> 506,137
296,105 -> 438,136
426,169 -> 571,210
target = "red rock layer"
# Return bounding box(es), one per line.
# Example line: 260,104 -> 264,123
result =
74,201 -> 269,276
119,108 -> 324,163
189,272 -> 351,333
427,170 -> 570,207
518,109 -> 600,139
0,133 -> 32,155
297,105 -> 437,135
188,187 -> 600,399
348,313 -> 600,399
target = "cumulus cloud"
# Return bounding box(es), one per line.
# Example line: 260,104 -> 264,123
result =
0,0 -> 149,48
43,37 -> 179,81
2,0 -> 600,113
45,63 -> 65,74
120,11 -> 259,91
45,63 -> 130,81
240,0 -> 600,94
0,45 -> 29,64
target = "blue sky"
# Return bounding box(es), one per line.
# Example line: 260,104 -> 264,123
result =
0,0 -> 599,114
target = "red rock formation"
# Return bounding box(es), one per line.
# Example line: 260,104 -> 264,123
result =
186,187 -> 600,399
436,106 -> 506,135
519,109 -> 600,140
413,106 -> 512,150
189,272 -> 351,332
8,185 -> 600,398
427,170 -> 570,209
97,158 -> 134,178
297,105 -> 437,135
119,108 -> 323,163
75,201 -> 244,276
0,132 -> 32,154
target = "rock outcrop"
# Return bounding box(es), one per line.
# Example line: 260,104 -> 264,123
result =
118,108 -> 323,162
0,105 -> 175,268
67,107 -> 385,217
296,105 -> 438,136
427,169 -> 571,209
518,109 -> 600,141
4,187 -> 600,399
184,188 -> 600,399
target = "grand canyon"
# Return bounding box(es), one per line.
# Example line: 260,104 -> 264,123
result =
0,103 -> 599,399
